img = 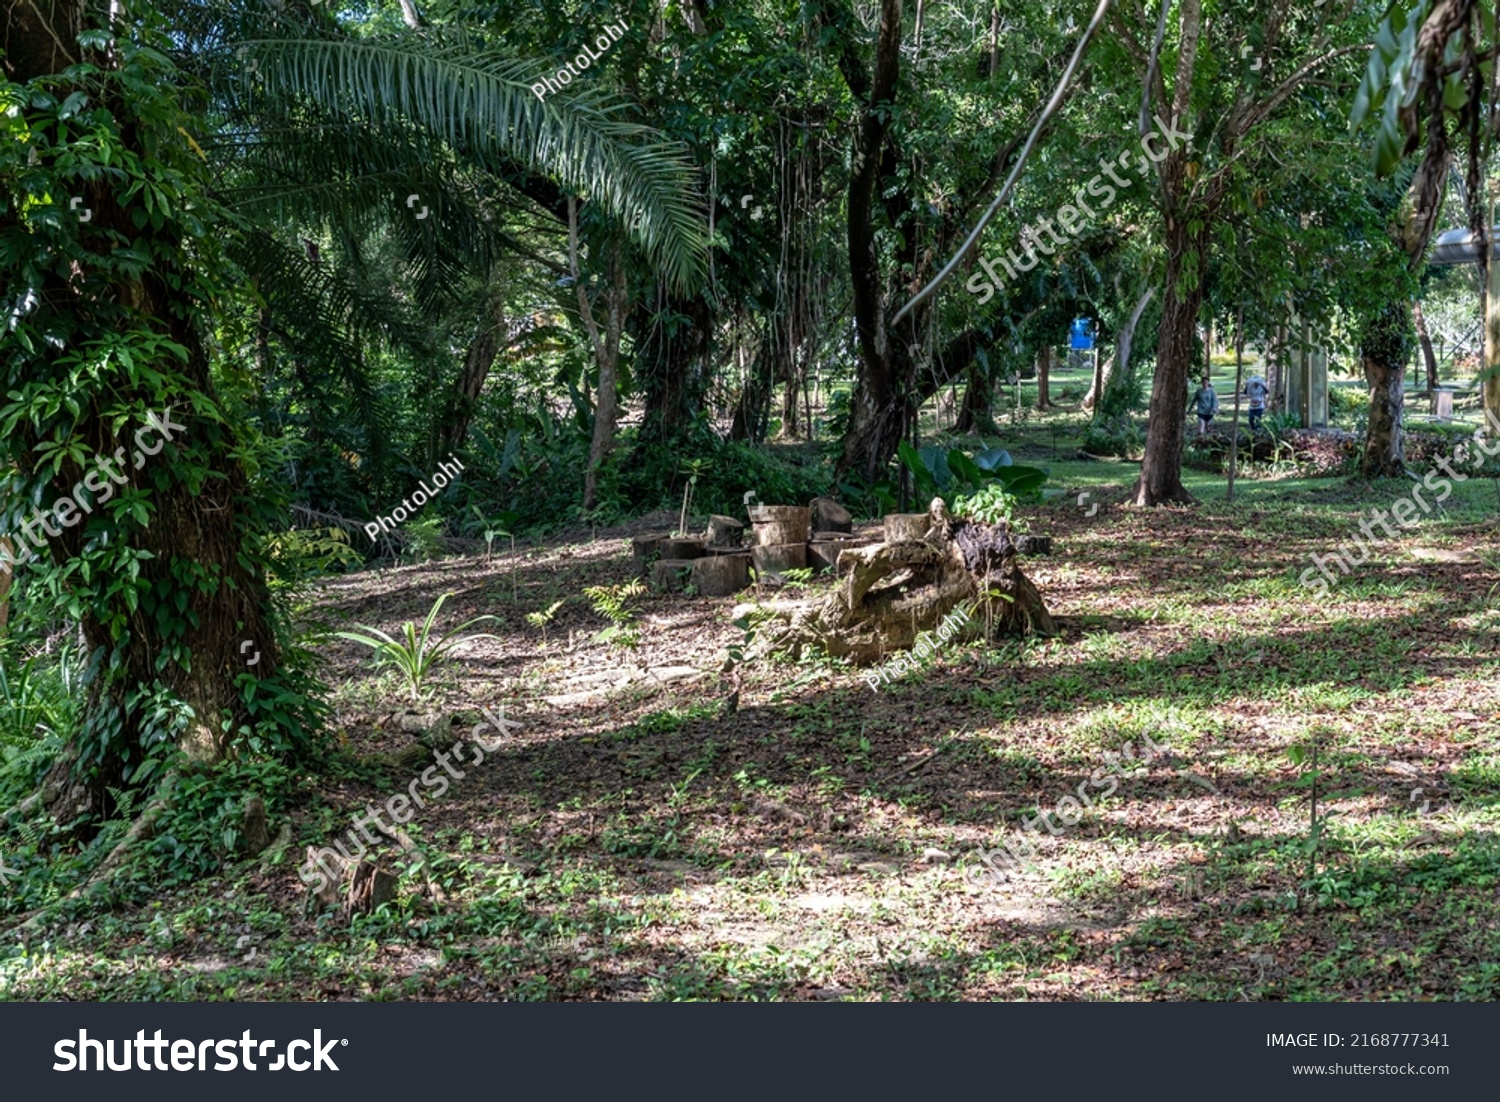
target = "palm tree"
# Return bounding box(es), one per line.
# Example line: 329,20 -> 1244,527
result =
0,0 -> 707,810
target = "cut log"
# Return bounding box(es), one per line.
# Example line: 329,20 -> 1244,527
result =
742,498 -> 1055,664
650,558 -> 696,592
752,542 -> 807,583
883,513 -> 931,542
659,536 -> 706,560
809,496 -> 853,534
750,505 -> 809,547
691,553 -> 751,596
631,533 -> 669,578
704,514 -> 745,549
809,538 -> 861,573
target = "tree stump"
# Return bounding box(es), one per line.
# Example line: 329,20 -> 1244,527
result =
809,496 -> 853,534
704,515 -> 744,549
303,847 -> 398,918
650,558 -> 696,592
738,499 -> 1055,664
883,513 -> 931,542
752,542 -> 807,583
808,536 -> 863,573
691,553 -> 751,596
659,536 -> 705,560
631,534 -> 669,578
750,506 -> 809,547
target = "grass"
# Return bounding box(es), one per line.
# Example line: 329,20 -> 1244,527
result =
2,380 -> 1498,1002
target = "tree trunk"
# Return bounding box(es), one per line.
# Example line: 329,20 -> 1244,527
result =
1036,346 -> 1053,410
953,361 -> 997,433
578,244 -> 628,513
1360,302 -> 1411,477
0,537 -> 12,636
638,292 -> 713,444
436,286 -> 505,458
1135,225 -> 1205,505
4,0 -> 291,797
1092,285 -> 1155,418
832,0 -> 918,485
1412,298 -> 1439,394
729,330 -> 773,442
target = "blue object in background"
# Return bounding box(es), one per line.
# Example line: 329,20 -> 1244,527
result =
1069,317 -> 1095,350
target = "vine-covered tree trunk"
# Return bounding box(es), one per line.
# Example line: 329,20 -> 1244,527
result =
4,0 -> 301,803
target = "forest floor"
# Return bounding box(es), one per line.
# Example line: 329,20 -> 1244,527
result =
5,384 -> 1500,1001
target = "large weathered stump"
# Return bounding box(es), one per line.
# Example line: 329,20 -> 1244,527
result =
736,499 -> 1055,664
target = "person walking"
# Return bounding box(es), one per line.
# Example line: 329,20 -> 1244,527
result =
1192,377 -> 1219,438
1244,374 -> 1268,433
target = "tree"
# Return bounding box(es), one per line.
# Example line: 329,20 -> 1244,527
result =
1115,0 -> 1371,503
1,1 -> 317,807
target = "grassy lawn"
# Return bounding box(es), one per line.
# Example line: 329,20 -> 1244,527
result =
4,381 -> 1498,1003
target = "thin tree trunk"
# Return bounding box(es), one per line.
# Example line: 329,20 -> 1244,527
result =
436,287 -> 505,458
1036,345 -> 1053,410
570,200 -> 629,513
1413,298 -> 1439,393
1227,306 -> 1244,502
0,537 -> 12,636
1092,285 -> 1154,416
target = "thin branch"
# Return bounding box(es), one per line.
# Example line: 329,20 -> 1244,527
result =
893,0 -> 1114,324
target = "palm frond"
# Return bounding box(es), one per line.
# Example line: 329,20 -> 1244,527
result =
235,33 -> 708,293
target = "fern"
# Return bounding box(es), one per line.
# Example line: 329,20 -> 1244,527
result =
583,580 -> 645,648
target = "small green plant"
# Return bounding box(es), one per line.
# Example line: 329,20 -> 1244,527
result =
526,599 -> 566,646
675,458 -> 708,537
583,580 -> 646,648
335,593 -> 500,701
406,513 -> 446,562
779,567 -> 815,590
264,526 -> 363,597
470,506 -> 519,599
952,482 -> 1023,529
1287,735 -> 1325,882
